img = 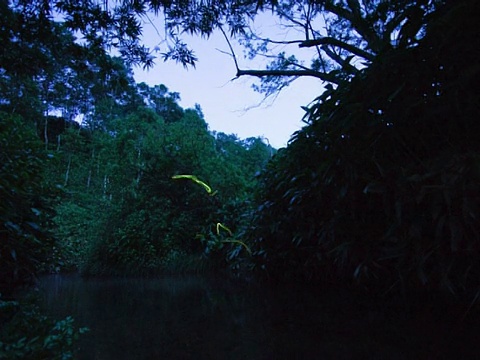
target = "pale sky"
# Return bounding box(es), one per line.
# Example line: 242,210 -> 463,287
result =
133,16 -> 326,149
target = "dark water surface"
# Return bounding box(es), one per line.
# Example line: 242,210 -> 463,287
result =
38,274 -> 479,359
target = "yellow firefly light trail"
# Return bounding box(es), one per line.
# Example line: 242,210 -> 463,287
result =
172,175 -> 214,195
172,175 -> 251,254
222,239 -> 252,254
216,223 -> 251,254
216,222 -> 233,236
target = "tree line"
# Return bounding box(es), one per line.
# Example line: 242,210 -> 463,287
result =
1,6 -> 273,354
2,0 -> 478,295
1,39 -> 274,293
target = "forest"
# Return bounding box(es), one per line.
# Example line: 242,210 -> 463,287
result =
1,0 -> 479,358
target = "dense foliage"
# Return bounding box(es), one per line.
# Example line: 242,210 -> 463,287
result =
1,2 -> 273,282
73,103 -> 273,276
251,0 -> 480,295
1,0 -> 477,291
0,114 -> 57,295
0,296 -> 88,360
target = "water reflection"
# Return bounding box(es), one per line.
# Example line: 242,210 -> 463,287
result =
38,274 -> 476,359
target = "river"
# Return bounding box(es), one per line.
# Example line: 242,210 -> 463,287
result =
37,274 -> 478,359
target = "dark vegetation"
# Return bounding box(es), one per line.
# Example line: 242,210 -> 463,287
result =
1,0 -> 479,357
252,1 -> 480,296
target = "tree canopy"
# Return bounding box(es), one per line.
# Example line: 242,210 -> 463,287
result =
4,0 -> 446,96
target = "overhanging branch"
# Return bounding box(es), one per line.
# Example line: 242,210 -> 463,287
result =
321,46 -> 357,74
299,37 -> 374,61
236,68 -> 340,84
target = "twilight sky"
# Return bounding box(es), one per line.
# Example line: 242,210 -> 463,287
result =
132,16 -> 326,149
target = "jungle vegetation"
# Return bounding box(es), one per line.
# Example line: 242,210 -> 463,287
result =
1,0 -> 479,357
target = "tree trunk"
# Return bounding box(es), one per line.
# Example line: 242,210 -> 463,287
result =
64,155 -> 71,187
